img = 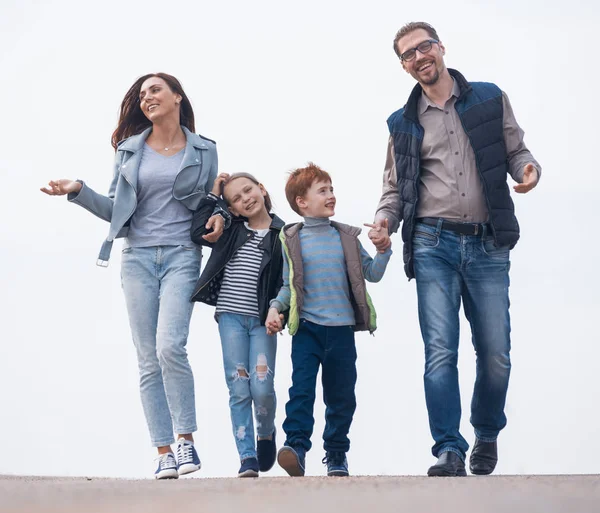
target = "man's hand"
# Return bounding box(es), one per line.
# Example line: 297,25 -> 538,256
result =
266,307 -> 284,335
202,214 -> 225,243
211,173 -> 230,196
365,218 -> 391,253
513,163 -> 539,194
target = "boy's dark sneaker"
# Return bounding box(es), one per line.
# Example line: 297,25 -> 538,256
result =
238,457 -> 259,478
277,445 -> 306,477
323,451 -> 349,477
257,431 -> 277,472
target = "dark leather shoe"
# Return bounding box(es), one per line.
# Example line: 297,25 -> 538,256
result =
469,438 -> 498,475
427,451 -> 467,477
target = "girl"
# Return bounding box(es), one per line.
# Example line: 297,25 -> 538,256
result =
41,73 -> 227,479
190,172 -> 284,477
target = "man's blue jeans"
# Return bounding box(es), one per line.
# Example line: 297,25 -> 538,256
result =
283,320 -> 357,453
412,220 -> 511,460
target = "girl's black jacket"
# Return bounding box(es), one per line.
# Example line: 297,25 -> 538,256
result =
189,194 -> 285,325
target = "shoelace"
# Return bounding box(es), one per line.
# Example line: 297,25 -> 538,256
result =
322,452 -> 345,466
177,441 -> 194,463
157,453 -> 176,469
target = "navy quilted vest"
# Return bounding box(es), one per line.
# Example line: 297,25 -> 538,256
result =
386,69 -> 519,279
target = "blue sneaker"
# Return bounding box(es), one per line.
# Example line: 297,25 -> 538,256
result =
238,457 -> 259,478
176,438 -> 202,476
323,451 -> 349,477
154,453 -> 179,480
257,431 -> 276,472
277,445 -> 306,477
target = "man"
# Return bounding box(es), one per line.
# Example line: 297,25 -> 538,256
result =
370,22 -> 540,477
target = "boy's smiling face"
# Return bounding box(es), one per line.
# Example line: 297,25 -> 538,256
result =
296,179 -> 336,218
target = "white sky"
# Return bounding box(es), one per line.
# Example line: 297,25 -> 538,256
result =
1,0 -> 599,478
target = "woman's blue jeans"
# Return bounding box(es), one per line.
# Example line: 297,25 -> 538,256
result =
121,245 -> 201,447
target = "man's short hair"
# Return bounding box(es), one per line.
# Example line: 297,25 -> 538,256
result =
393,22 -> 440,59
285,163 -> 332,215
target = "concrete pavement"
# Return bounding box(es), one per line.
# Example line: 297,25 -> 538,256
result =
1,474 -> 598,513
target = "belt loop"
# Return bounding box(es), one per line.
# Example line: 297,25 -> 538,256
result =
435,218 -> 444,236
481,223 -> 488,238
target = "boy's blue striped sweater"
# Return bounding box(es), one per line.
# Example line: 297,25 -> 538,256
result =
271,217 -> 392,327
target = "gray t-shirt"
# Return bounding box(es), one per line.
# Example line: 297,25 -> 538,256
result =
126,144 -> 193,248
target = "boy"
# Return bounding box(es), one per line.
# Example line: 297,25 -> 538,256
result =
266,163 -> 392,477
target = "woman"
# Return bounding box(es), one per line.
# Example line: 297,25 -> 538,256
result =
41,73 -> 226,479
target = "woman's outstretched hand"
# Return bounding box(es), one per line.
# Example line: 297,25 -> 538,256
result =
40,179 -> 82,196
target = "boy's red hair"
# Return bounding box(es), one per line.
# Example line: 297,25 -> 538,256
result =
285,163 -> 332,215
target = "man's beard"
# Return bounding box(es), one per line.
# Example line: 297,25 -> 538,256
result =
420,68 -> 440,86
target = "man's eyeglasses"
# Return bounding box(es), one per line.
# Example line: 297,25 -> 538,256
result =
400,39 -> 439,62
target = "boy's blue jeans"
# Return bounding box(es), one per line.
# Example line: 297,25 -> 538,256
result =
413,220 -> 511,460
283,320 -> 357,453
218,312 -> 277,461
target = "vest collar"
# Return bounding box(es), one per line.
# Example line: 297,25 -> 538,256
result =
403,68 -> 472,123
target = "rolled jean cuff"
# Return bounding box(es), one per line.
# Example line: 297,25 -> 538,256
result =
152,437 -> 176,448
474,432 -> 498,443
438,446 -> 465,462
240,451 -> 257,461
174,425 -> 197,436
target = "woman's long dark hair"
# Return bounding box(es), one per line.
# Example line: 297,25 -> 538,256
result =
111,73 -> 195,151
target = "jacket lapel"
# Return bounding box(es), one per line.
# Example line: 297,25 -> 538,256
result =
117,127 -> 151,190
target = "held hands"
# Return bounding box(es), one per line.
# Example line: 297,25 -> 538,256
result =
202,214 -> 225,243
211,173 -> 230,196
266,307 -> 284,335
365,218 -> 391,254
40,179 -> 82,196
513,163 -> 539,194
204,173 -> 230,243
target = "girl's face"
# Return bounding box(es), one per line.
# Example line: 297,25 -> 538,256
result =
223,178 -> 268,218
138,77 -> 181,123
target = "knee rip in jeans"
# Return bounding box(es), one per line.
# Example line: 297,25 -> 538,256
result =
236,425 -> 247,440
255,353 -> 272,382
256,405 -> 268,417
233,365 -> 250,381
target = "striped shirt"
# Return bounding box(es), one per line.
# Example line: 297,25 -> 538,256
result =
215,225 -> 269,318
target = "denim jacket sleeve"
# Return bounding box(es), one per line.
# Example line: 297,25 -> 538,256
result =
66,152 -> 121,222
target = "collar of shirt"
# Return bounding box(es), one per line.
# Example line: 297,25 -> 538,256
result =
418,78 -> 460,115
